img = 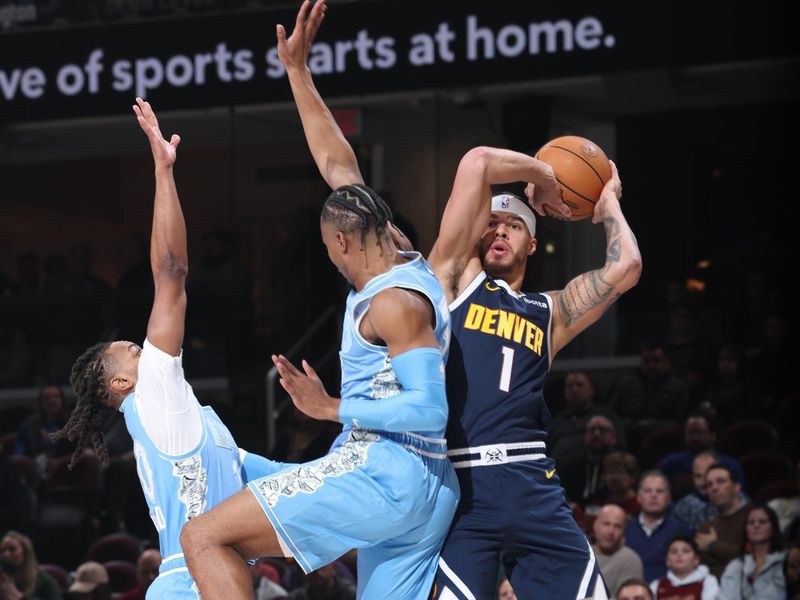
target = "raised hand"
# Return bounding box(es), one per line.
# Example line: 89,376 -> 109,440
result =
527,170 -> 571,220
276,0 -> 327,72
271,354 -> 340,422
132,97 -> 180,168
592,160 -> 622,224
388,221 -> 414,251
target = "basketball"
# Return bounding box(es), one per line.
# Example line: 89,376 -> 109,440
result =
534,136 -> 612,221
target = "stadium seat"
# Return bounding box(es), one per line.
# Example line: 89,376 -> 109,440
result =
754,478 -> 799,505
87,533 -> 142,565
40,563 -> 69,591
739,451 -> 793,499
35,489 -> 99,569
717,420 -> 778,458
638,423 -> 685,469
45,452 -> 100,492
104,560 -> 138,595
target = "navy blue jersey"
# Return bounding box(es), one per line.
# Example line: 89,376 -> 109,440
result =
445,271 -> 552,449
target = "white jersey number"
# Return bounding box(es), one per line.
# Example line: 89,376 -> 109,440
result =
133,440 -> 166,531
499,346 -> 515,392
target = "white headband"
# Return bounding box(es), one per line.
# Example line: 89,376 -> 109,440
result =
491,193 -> 536,237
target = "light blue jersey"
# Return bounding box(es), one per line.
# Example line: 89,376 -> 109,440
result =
338,251 -> 451,439
248,251 -> 459,599
122,396 -> 244,598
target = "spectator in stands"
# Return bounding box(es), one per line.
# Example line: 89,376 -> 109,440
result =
717,505 -> 786,600
14,385 -> 72,462
496,578 -> 516,600
66,561 -> 110,600
784,543 -> 800,600
616,578 -> 654,600
116,549 -> 160,600
548,371 -> 622,469
673,451 -> 732,531
659,412 -> 744,499
559,415 -> 620,507
702,343 -> 763,430
287,562 -> 355,600
625,471 -> 692,582
649,536 -> 719,600
0,557 -> 30,600
696,463 -> 752,578
592,504 -> 643,595
585,452 -> 640,526
609,341 -> 691,453
0,531 -> 61,600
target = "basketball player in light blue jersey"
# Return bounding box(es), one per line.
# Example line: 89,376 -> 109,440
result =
182,184 -> 459,597
51,99 -> 283,599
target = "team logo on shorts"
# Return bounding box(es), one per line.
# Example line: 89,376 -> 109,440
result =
485,447 -> 504,463
254,432 -> 378,507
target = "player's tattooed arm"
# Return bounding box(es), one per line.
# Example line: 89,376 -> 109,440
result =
549,160 -> 641,357
558,268 -> 615,328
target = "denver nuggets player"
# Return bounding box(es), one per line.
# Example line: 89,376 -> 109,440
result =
428,170 -> 640,599
51,99 -> 284,599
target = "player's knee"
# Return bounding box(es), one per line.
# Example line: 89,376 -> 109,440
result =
180,517 -> 209,558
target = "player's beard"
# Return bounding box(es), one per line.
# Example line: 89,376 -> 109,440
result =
479,242 -> 525,279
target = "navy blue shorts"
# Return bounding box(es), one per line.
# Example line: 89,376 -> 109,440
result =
434,457 -> 607,600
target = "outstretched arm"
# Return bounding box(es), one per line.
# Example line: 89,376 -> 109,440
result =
548,161 -> 642,357
428,146 -> 566,300
277,0 -> 363,189
272,288 -> 447,433
134,97 -> 187,357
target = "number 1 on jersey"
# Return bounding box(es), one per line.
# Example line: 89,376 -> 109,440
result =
499,346 -> 515,392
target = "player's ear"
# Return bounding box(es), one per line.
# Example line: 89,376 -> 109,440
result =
336,231 -> 349,254
527,237 -> 537,256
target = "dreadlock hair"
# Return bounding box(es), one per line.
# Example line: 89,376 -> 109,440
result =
50,341 -> 113,469
321,184 -> 394,252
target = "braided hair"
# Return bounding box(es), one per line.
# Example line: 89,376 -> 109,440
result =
322,184 -> 394,251
50,341 -> 113,468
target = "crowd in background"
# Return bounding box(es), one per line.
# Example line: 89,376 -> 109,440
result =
1,220 -> 799,599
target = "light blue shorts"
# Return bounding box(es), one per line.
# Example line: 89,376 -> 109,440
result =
146,567 -> 200,599
248,429 -> 459,599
